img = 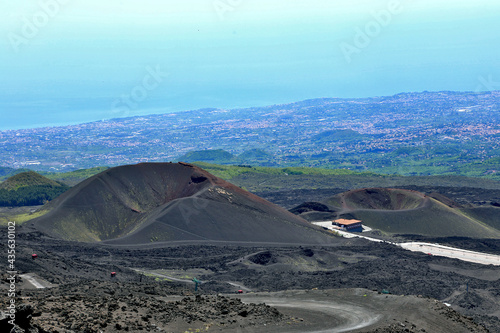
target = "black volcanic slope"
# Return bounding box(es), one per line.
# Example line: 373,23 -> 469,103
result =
33,163 -> 335,245
292,188 -> 500,238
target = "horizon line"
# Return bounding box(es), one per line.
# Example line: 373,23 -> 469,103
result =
2,89 -> 498,132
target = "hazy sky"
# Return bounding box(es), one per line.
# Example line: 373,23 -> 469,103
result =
1,0 -> 499,129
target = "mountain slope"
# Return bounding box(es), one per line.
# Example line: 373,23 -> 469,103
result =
33,163 -> 336,245
0,166 -> 30,180
0,171 -> 63,190
0,171 -> 69,207
293,188 -> 500,239
349,198 -> 500,238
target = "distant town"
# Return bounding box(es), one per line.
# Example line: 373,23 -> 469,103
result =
1,91 -> 499,179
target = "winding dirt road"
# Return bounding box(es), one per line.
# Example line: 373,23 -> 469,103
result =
236,290 -> 382,333
251,298 -> 380,332
234,289 -> 479,333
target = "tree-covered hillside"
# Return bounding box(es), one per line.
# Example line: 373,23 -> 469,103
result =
0,171 -> 70,207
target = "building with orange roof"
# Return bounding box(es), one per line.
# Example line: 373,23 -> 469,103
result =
333,219 -> 363,232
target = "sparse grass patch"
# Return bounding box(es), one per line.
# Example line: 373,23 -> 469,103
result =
0,209 -> 48,225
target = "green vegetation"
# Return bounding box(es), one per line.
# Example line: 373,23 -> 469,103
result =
3,163 -> 499,198
3,161 -> 499,241
0,171 -> 70,207
368,155 -> 500,181
44,166 -> 109,186
0,171 -> 63,190
0,209 -> 48,226
176,147 -> 500,182
238,149 -> 272,161
192,162 -> 376,180
458,157 -> 500,179
178,149 -> 236,164
0,167 -> 35,181
0,186 -> 69,207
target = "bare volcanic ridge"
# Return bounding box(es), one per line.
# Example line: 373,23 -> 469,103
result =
33,162 -> 335,245
294,188 -> 500,238
328,188 -> 427,211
